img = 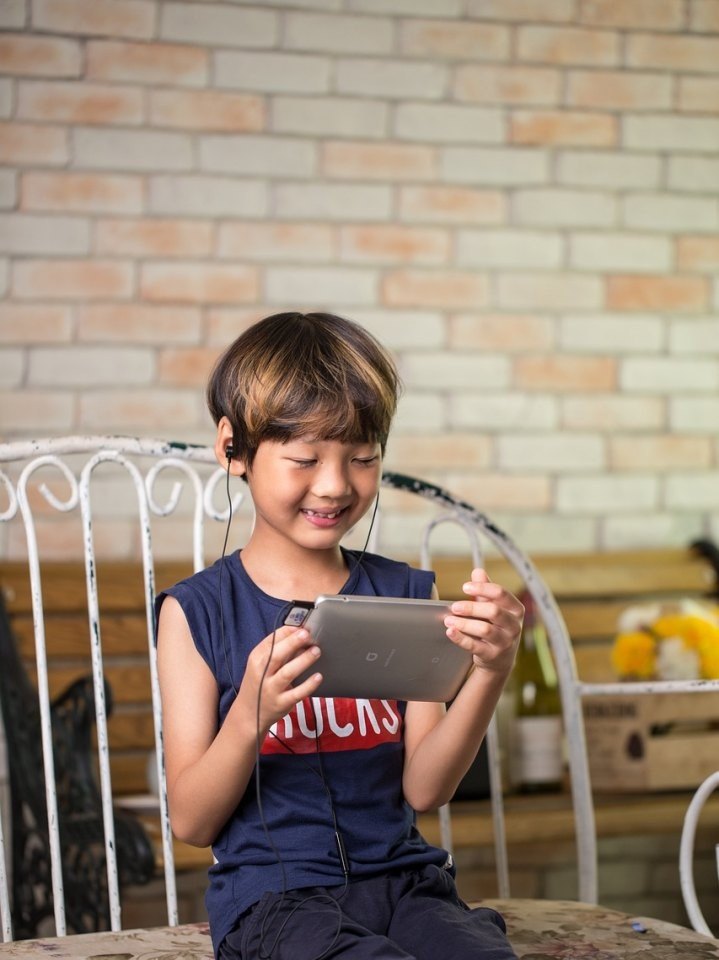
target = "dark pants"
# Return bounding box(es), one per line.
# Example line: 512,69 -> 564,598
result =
219,865 -> 517,960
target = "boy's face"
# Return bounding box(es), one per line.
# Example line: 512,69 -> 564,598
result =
242,436 -> 382,555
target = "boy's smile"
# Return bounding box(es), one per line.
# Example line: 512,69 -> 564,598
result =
301,506 -> 349,527
241,436 -> 382,561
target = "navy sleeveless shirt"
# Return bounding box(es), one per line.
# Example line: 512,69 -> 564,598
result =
156,549 -> 449,955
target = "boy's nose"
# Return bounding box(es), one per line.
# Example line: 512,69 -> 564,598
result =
312,463 -> 351,498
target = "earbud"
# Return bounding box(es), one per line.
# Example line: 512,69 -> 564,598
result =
225,442 -> 234,461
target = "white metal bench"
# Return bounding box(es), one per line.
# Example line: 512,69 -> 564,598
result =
0,436 -> 717,958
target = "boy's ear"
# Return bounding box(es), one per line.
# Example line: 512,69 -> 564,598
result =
215,417 -> 246,476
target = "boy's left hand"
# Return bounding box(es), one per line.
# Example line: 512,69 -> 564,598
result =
443,568 -> 524,675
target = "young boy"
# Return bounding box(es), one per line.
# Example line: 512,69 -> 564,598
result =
156,312 -> 522,959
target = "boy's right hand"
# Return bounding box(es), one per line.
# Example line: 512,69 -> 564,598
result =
232,626 -> 322,734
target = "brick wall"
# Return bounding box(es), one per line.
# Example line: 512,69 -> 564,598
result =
1,0 -> 718,559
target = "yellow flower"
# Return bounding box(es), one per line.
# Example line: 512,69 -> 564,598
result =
698,636 -> 719,680
652,613 -> 713,649
694,611 -> 719,679
611,630 -> 657,679
612,602 -> 719,681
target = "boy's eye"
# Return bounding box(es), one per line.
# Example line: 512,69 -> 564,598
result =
290,458 -> 316,467
355,456 -> 379,466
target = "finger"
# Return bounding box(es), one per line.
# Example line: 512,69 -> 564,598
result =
275,626 -> 313,651
287,671 -> 323,702
460,583 -> 525,618
449,597 -> 522,630
275,643 -> 322,687
469,567 -> 491,585
259,627 -> 312,674
444,609 -> 520,649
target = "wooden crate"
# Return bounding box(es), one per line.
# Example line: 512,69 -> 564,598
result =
583,691 -> 719,792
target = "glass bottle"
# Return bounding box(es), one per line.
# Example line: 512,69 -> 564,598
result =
510,589 -> 563,792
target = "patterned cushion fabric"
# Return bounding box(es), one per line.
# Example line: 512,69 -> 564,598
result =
0,904 -> 718,960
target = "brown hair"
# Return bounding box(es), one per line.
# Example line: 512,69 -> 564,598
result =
206,312 -> 400,468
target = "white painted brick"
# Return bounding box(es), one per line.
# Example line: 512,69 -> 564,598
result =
401,352 -> 510,390
33,0 -> 154,39
273,96 -> 387,139
670,397 -> 719,433
160,3 -> 277,47
73,127 -> 193,171
603,513 -> 704,550
199,135 -> 316,178
454,64 -> 560,106
621,357 -> 719,393
557,150 -> 661,189
442,146 -> 549,185
623,193 -> 719,233
240,0 -> 341,8
275,183 -> 391,221
498,433 -> 605,471
557,475 -> 659,514
450,392 -> 558,431
567,68 -> 673,110
569,232 -> 671,273
386,434 -> 492,472
457,229 -> 562,269
449,312 -> 556,352
393,391 -> 446,434
560,314 -> 664,353
0,79 -> 12,119
350,0 -> 462,13
497,272 -> 603,311
514,189 -> 617,227
668,156 -> 719,194
217,222 -> 333,263
0,0 -> 24,27
149,175 -> 269,217
350,310 -> 445,349
0,389 -> 74,431
623,115 -> 719,153
690,0 -> 719,32
78,388 -> 201,431
336,59 -> 448,100
0,348 -> 23,387
0,213 -> 89,255
468,0 -> 574,22
495,512 -> 598,553
28,347 -> 154,387
265,266 -> 378,306
665,472 -> 719,510
443,471 -> 551,512
214,51 -> 330,94
669,318 -> 719,354
284,12 -> 393,55
396,103 -> 504,144
517,25 -> 620,66
0,170 -> 16,209
562,395 -> 665,431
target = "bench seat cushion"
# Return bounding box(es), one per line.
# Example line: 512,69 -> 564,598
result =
489,898 -> 719,958
1,901 -> 718,959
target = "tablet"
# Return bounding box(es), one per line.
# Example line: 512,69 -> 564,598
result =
290,594 -> 473,702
